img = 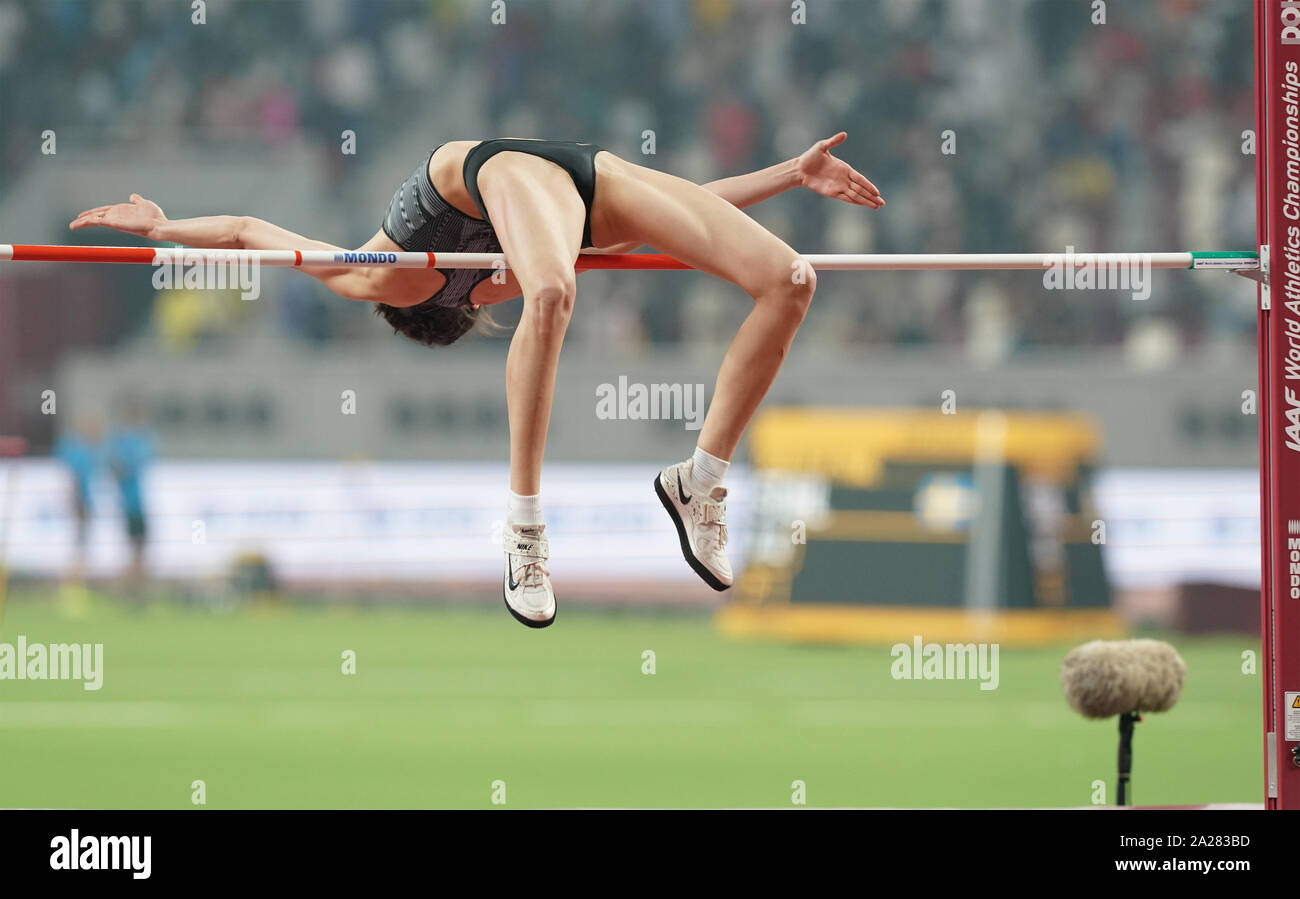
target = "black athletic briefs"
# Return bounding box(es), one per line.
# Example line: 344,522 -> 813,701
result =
381,140 -> 604,309
462,139 -> 604,251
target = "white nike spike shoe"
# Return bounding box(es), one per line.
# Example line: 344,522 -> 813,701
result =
654,460 -> 733,590
502,523 -> 556,628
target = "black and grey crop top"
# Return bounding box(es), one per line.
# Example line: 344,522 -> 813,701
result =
381,147 -> 502,308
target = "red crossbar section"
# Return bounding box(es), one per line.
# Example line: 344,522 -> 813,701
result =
420,252 -> 688,270
573,254 -> 690,270
8,244 -> 158,263
1260,0 -> 1300,809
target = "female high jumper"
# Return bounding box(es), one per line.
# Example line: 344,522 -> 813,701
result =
70,134 -> 883,628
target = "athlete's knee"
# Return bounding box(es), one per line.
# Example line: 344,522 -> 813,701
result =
526,270 -> 577,330
757,260 -> 816,320
793,260 -> 817,304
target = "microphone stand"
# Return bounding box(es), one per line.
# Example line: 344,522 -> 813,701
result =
1117,711 -> 1141,806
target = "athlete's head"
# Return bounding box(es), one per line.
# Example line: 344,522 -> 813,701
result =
373,298 -> 484,346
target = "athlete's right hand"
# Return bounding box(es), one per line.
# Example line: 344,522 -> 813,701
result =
70,194 -> 167,238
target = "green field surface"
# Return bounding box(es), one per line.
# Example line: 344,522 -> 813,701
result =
0,590 -> 1263,809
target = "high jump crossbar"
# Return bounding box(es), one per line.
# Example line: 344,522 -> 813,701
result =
0,244 -> 1263,272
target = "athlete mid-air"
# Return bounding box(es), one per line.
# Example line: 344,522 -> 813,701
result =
71,133 -> 884,628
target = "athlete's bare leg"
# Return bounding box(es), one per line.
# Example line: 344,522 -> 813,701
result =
474,152 -> 586,497
477,148 -> 815,487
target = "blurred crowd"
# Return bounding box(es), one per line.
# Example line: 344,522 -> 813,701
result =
0,0 -> 468,178
0,0 -> 1259,359
52,403 -> 155,587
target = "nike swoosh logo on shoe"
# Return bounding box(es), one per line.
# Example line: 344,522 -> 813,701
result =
676,473 -> 692,505
507,555 -> 520,591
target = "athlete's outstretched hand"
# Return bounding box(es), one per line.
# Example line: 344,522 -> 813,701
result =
797,133 -> 883,208
70,194 -> 167,238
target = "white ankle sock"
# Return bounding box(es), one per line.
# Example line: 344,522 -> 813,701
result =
507,490 -> 543,527
688,447 -> 729,491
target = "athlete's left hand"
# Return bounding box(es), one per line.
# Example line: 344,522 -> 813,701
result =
797,133 -> 883,208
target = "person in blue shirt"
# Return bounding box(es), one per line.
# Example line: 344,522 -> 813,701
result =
106,406 -> 155,589
53,414 -> 105,584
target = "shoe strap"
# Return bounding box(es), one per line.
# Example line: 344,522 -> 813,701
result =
505,527 -> 549,560
698,499 -> 728,548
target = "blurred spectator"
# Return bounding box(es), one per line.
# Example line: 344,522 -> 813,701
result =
52,411 -> 103,584
106,401 -> 155,591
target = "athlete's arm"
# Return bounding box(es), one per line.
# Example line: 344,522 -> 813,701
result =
704,133 -> 883,209
699,158 -> 803,209
70,194 -> 381,301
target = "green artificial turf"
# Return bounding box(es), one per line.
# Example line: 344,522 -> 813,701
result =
0,590 -> 1263,808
